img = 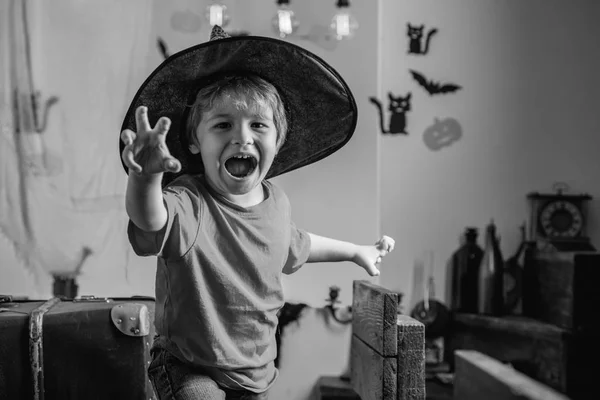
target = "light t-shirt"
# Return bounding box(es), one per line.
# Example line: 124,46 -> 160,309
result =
127,174 -> 311,392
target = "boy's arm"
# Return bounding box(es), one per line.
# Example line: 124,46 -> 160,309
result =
125,173 -> 167,232
307,233 -> 395,276
121,106 -> 181,232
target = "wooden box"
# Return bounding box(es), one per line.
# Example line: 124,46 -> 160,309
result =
350,280 -> 426,400
454,350 -> 569,400
444,313 -> 596,400
522,249 -> 600,333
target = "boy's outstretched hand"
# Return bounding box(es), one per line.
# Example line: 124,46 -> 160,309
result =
121,106 -> 182,176
353,235 -> 395,276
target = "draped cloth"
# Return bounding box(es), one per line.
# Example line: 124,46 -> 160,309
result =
0,0 -> 154,297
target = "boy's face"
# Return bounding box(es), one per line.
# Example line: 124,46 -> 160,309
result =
189,94 -> 278,199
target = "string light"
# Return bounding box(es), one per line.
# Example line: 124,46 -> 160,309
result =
330,0 -> 358,40
205,2 -> 230,27
201,1 -> 358,42
272,0 -> 299,39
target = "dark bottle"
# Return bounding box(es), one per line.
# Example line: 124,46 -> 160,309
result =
450,227 -> 483,312
477,220 -> 505,315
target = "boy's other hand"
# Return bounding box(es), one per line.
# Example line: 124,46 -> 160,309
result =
121,106 -> 182,176
353,235 -> 395,276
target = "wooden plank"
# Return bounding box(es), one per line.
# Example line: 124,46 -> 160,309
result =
451,313 -> 566,340
350,335 -> 397,400
352,280 -> 398,357
397,315 -> 425,400
444,313 -> 569,393
446,312 -> 595,399
454,350 -> 570,400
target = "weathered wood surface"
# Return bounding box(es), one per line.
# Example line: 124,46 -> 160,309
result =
450,312 -> 566,340
442,312 -> 598,398
523,250 -> 600,333
454,350 -> 570,400
352,280 -> 398,357
350,280 -> 425,400
396,315 -> 425,400
351,335 -> 397,400
445,313 -> 568,392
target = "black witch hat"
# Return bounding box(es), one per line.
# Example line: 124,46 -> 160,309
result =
120,26 -> 357,185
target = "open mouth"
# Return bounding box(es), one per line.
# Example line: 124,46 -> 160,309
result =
224,154 -> 258,178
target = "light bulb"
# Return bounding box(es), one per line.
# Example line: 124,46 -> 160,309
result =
272,1 -> 299,38
330,1 -> 358,40
205,3 -> 230,27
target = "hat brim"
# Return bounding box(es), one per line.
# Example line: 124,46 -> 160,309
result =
119,36 -> 357,186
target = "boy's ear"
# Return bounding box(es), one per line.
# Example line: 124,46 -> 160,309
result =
189,143 -> 201,154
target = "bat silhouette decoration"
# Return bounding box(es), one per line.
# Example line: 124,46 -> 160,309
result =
409,69 -> 462,96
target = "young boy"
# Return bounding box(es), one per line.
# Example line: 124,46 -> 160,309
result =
119,26 -> 394,400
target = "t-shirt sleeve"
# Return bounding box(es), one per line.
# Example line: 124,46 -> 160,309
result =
282,221 -> 311,275
127,179 -> 201,261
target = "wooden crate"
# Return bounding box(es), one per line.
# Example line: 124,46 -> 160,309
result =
445,312 -> 596,399
522,249 -> 600,333
454,350 -> 569,400
350,280 -> 425,400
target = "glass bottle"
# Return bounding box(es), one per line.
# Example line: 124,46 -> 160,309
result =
477,220 -> 505,315
450,227 -> 483,312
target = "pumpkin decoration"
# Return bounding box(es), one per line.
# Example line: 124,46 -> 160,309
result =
423,117 -> 462,150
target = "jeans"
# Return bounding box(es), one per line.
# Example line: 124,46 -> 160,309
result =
148,348 -> 269,400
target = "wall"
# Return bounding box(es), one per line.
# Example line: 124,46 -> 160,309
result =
378,0 -> 600,308
0,1 -> 379,399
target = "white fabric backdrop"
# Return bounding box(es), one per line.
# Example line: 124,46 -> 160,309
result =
0,0 -> 155,297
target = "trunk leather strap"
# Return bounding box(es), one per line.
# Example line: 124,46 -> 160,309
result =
29,297 -> 61,400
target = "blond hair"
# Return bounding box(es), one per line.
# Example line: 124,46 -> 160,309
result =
186,74 -> 288,150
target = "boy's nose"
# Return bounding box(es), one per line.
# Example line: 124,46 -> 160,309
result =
231,125 -> 254,145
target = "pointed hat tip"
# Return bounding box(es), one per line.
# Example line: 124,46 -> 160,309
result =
210,25 -> 230,41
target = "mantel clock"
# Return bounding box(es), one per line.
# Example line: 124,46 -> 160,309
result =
527,183 -> 595,252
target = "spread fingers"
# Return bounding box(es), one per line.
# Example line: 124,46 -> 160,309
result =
120,129 -> 137,146
135,106 -> 152,133
155,117 -> 171,136
121,130 -> 142,174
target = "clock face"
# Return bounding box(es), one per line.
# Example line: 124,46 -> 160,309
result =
539,200 -> 583,238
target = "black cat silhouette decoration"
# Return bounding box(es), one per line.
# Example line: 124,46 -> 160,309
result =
410,70 -> 462,96
370,92 -> 411,135
407,23 -> 438,55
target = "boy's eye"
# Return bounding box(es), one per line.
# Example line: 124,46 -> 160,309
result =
252,122 -> 269,129
213,122 -> 231,129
